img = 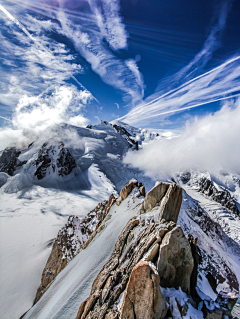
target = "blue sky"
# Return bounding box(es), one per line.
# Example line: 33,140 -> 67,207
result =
0,0 -> 240,130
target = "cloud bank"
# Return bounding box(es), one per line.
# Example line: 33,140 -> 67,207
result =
124,99 -> 240,178
0,84 -> 91,150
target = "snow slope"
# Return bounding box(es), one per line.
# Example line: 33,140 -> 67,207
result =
0,165 -> 117,319
0,122 -> 156,319
23,192 -> 142,319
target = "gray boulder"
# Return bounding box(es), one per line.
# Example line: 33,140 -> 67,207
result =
157,226 -> 194,295
120,261 -> 168,319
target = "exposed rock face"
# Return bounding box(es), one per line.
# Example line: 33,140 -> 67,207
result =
76,220 -> 175,319
199,177 -> 239,216
117,179 -> 145,206
157,226 -> 194,295
158,183 -> 182,223
187,234 -> 200,300
141,181 -> 169,213
33,238 -> 67,304
141,182 -> 182,223
33,194 -> 116,305
57,147 -> 77,177
120,178 -> 139,200
34,141 -> 76,180
0,147 -> 21,176
76,181 -> 188,319
111,123 -> 138,150
120,261 -> 167,319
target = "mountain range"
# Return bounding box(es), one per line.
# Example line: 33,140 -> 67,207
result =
0,120 -> 239,319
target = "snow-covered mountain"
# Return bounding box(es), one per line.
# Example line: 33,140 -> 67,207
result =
0,121 -> 239,319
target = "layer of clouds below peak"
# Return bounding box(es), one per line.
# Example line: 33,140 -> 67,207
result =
124,99 -> 240,178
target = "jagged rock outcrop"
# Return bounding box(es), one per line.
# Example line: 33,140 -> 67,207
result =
120,261 -> 168,319
199,177 -> 239,216
141,181 -> 169,213
30,178 -> 238,319
0,147 -> 23,175
111,122 -> 138,150
116,179 -> 145,206
187,234 -> 200,300
158,183 -> 182,223
157,226 -> 194,295
76,181 -> 196,319
33,193 -> 116,305
120,178 -> 139,200
76,219 -> 173,319
34,141 -> 76,180
141,182 -> 182,223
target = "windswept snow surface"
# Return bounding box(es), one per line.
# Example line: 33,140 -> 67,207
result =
24,193 -> 142,319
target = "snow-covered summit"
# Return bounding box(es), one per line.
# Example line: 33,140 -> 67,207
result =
0,121 -> 157,194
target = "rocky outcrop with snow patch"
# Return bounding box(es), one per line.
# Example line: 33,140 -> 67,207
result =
140,181 -> 182,223
34,141 -> 76,180
198,177 -> 239,216
75,181 -> 238,319
33,193 -> 116,305
75,182 -> 196,319
0,147 -> 25,176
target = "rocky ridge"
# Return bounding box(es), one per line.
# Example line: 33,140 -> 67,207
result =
179,171 -> 240,217
22,178 -> 239,319
33,193 -> 116,305
0,147 -> 25,176
198,176 -> 240,216
74,181 -> 238,319
34,140 -> 76,180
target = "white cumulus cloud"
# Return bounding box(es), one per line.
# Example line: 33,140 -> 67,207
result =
124,99 -> 240,178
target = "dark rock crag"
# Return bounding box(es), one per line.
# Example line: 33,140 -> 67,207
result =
199,177 -> 239,216
34,141 -> 76,180
0,147 -> 25,176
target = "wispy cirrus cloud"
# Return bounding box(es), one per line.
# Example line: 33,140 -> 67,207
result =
0,2 -> 94,149
87,0 -> 128,50
56,1 -> 144,105
121,55 -> 240,126
121,0 -> 238,126
0,2 -> 90,111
